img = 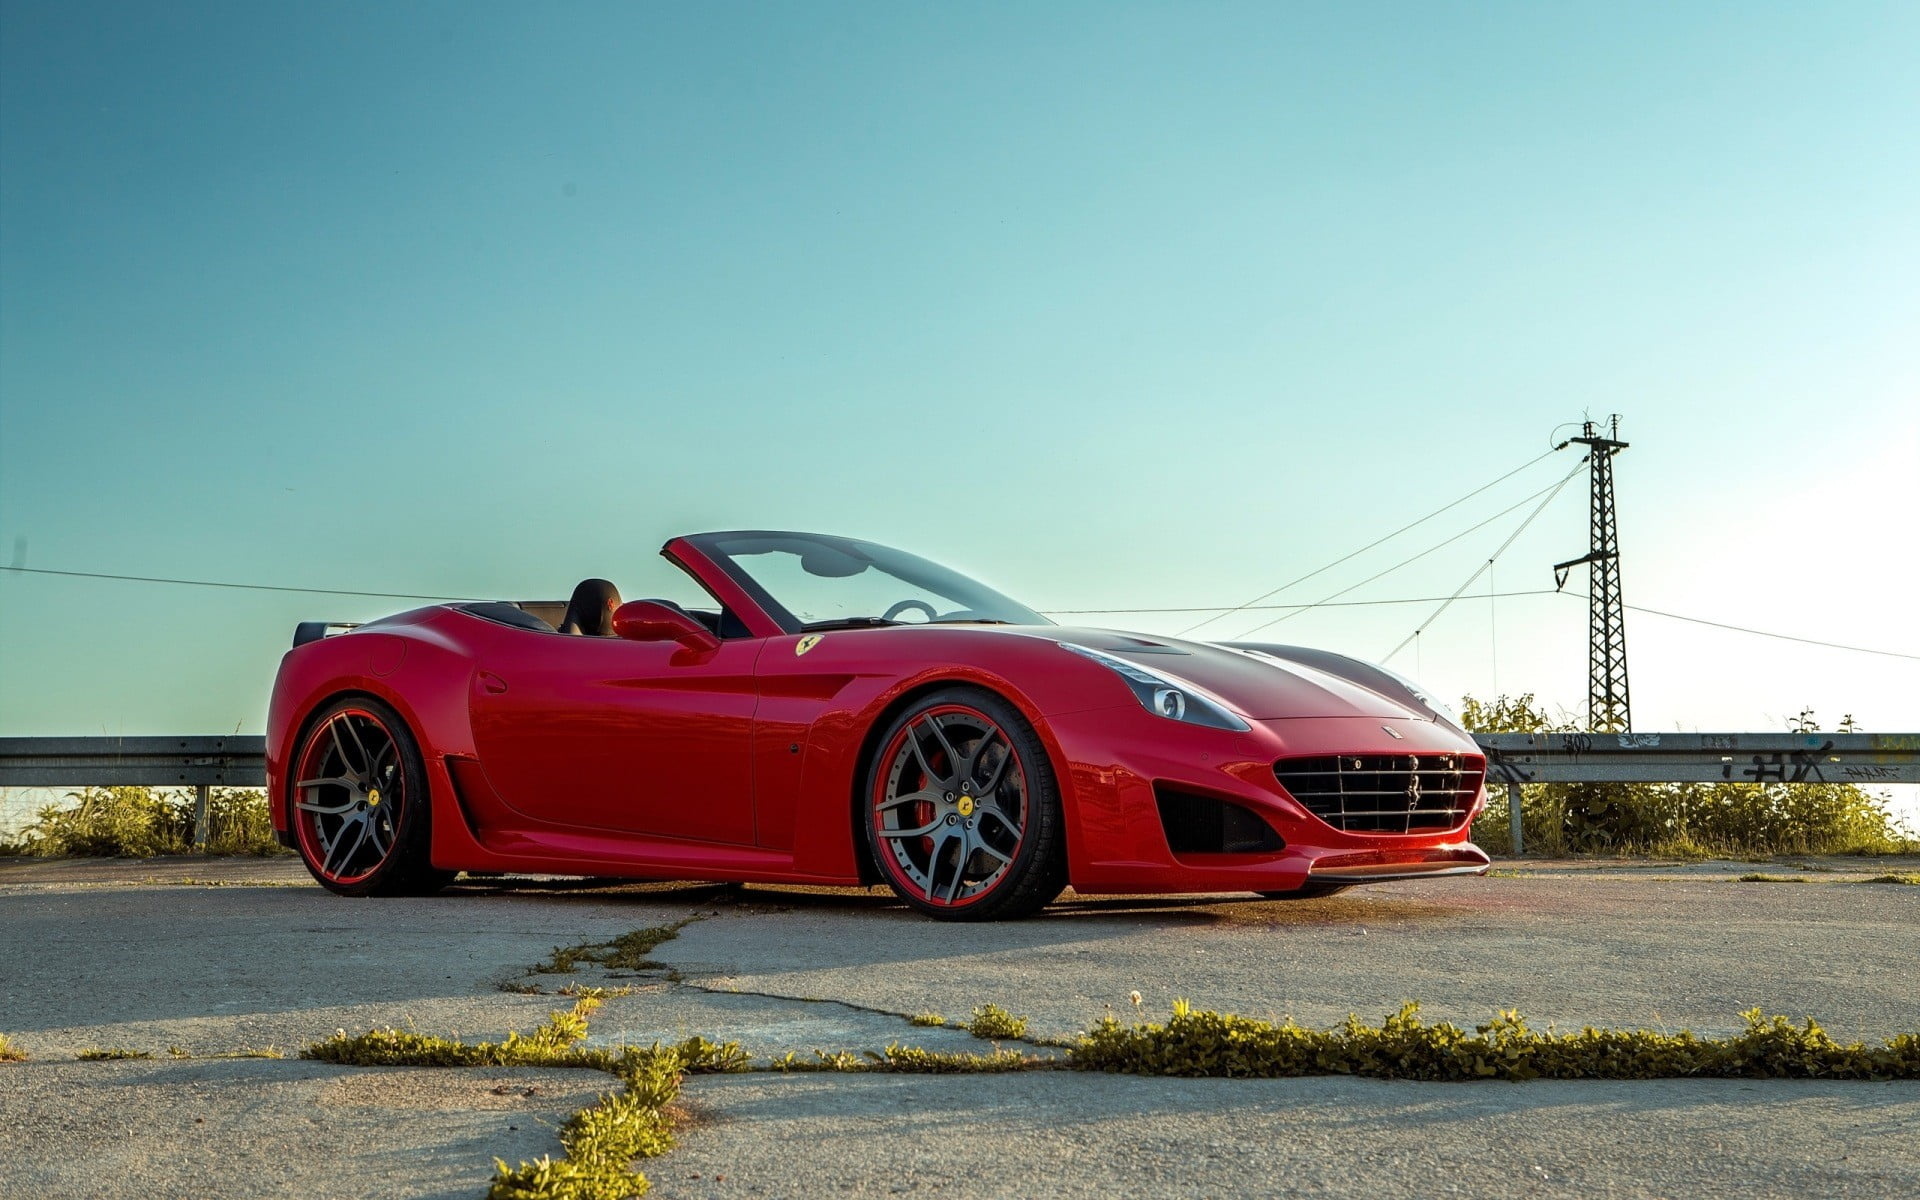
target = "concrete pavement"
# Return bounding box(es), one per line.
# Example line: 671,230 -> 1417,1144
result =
2,855 -> 1915,1198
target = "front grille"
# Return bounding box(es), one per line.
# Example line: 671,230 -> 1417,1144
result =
1272,754 -> 1481,834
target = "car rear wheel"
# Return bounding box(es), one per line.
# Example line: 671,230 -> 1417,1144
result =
290,697 -> 450,897
863,687 -> 1066,921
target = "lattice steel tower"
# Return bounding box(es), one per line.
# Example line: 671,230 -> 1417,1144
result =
1553,417 -> 1632,732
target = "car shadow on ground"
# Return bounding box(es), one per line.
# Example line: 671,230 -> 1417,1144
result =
447,874 -> 1470,929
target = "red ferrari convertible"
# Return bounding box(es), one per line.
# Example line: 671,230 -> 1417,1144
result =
267,531 -> 1489,919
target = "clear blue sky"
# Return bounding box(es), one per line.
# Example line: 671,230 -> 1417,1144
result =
3,1 -> 1916,743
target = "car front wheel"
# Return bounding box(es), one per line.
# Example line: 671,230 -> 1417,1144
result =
862,687 -> 1066,921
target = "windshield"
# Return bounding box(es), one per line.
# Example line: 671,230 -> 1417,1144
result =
686,531 -> 1051,633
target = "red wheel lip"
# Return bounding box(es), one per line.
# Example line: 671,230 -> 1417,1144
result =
870,703 -> 1028,909
292,706 -> 397,887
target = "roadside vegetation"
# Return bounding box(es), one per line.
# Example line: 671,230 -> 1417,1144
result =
0,786 -> 287,857
1464,697 -> 1918,858
0,1034 -> 26,1062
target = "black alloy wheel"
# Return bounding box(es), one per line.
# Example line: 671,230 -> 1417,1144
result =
863,686 -> 1067,921
290,696 -> 450,897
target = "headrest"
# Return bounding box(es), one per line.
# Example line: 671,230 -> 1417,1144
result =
558,578 -> 622,635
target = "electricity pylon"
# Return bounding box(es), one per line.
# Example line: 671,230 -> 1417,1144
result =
1553,417 -> 1631,733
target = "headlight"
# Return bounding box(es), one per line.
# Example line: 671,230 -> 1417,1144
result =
1059,643 -> 1250,731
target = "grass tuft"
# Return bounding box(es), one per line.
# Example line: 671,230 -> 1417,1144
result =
488,1050 -> 683,1200
909,1013 -> 947,1027
767,1049 -> 868,1073
164,1045 -> 285,1060
507,920 -> 701,993
963,1004 -> 1029,1041
1073,1000 -> 1920,1081
1737,873 -> 1811,884
308,999 -> 747,1200
876,1044 -> 1049,1073
1861,873 -> 1920,886
77,1048 -> 153,1060
764,1045 -> 1046,1074
0,1034 -> 29,1062
304,998 -> 609,1070
532,923 -> 693,976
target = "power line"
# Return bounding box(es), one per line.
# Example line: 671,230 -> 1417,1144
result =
1043,589 -> 1560,615
1173,445 -> 1568,637
2,561 -> 1568,617
10,561 -> 1911,664
1230,464 -> 1589,641
0,565 -> 488,603
1379,461 -> 1586,664
1562,593 -> 1920,663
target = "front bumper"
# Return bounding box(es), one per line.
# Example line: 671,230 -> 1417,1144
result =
1043,704 -> 1490,894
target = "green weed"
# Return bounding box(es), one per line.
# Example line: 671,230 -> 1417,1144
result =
875,1044 -> 1049,1073
1073,1000 -> 1920,1081
1861,873 -> 1920,885
304,998 -> 610,1070
76,1048 -> 153,1060
0,1034 -> 28,1062
764,1045 -> 1043,1074
489,1048 -> 683,1200
165,1046 -> 285,1060
1737,874 -> 1810,884
767,1049 -> 867,1072
8,786 -> 289,857
909,1013 -> 948,1027
963,1004 -> 1029,1041
308,1000 -> 747,1200
530,922 -> 695,978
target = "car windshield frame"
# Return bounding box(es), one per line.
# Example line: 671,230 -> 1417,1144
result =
680,531 -> 1053,636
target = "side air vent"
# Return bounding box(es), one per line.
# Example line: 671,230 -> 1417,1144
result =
1155,787 -> 1286,855
1273,754 -> 1482,834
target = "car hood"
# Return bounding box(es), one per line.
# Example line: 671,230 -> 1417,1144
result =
1021,626 -> 1428,722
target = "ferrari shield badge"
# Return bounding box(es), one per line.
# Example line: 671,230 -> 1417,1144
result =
795,634 -> 823,656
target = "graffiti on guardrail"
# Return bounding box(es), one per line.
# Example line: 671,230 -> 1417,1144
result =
1483,746 -> 1536,785
1840,765 -> 1902,782
1721,740 -> 1834,784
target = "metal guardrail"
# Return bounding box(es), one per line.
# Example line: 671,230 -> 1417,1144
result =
2,732 -> 1914,855
0,736 -> 267,788
1474,731 -> 1920,786
0,736 -> 267,849
1473,731 -> 1920,853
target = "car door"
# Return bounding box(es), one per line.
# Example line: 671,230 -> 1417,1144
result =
468,631 -> 764,845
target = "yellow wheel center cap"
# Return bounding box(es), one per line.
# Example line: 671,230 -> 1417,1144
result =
956,795 -> 975,817
366,788 -> 381,807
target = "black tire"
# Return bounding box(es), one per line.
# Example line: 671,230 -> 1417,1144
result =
861,686 -> 1067,921
1256,882 -> 1354,900
289,695 -> 451,897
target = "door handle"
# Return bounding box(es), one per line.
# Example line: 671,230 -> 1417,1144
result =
478,671 -> 509,695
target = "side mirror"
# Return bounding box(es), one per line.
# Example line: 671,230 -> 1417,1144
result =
611,600 -> 722,653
